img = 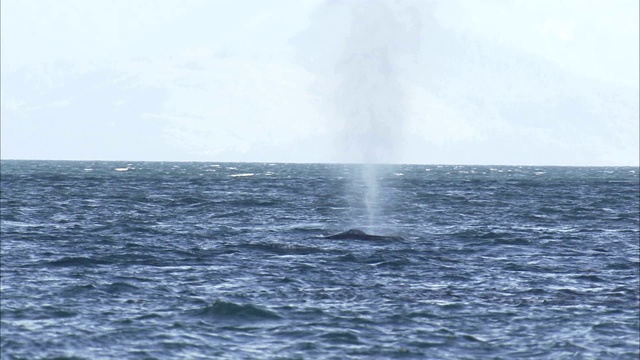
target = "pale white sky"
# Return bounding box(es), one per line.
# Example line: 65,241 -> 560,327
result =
2,0 -> 638,165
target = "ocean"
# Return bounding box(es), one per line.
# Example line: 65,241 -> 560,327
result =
1,160 -> 638,359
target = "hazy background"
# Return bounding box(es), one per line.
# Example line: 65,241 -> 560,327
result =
2,0 -> 638,166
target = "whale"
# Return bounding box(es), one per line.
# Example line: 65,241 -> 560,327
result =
324,229 -> 403,241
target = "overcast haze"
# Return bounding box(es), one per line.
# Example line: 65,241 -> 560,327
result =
2,0 -> 638,166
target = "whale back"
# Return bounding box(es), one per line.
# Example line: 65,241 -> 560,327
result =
345,229 -> 367,235
325,229 -> 403,241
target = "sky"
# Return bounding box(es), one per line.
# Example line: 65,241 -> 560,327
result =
1,0 -> 638,166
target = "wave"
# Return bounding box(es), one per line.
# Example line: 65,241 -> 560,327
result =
104,282 -> 141,294
240,242 -> 324,255
318,330 -> 361,344
188,299 -> 281,321
44,256 -> 110,267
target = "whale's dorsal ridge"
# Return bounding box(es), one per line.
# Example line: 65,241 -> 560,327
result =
324,228 -> 403,241
346,229 -> 366,235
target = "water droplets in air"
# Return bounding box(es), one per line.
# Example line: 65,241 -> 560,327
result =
295,0 -> 421,229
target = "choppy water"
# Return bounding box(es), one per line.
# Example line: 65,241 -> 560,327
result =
1,160 -> 639,359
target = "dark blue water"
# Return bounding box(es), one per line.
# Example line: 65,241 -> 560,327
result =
1,160 -> 639,359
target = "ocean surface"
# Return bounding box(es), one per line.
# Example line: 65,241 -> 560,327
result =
1,160 -> 638,359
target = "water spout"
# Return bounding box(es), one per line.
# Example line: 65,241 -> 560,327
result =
294,0 -> 421,229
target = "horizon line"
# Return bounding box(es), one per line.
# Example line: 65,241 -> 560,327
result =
1,158 -> 638,168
